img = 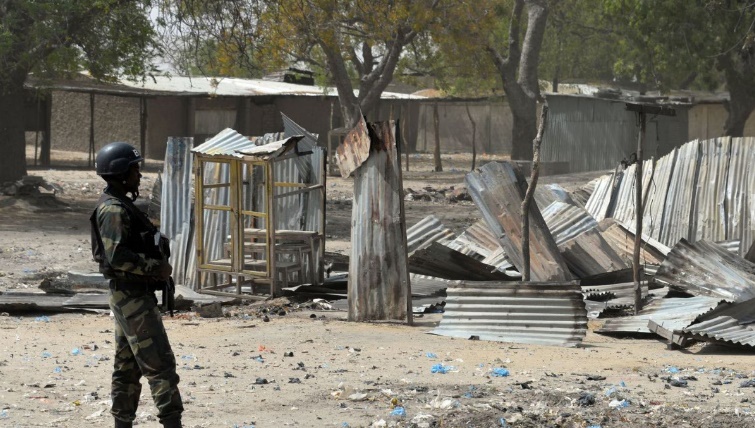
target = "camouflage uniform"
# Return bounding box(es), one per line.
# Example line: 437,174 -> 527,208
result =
91,187 -> 183,426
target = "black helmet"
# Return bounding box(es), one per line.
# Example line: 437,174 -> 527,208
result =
95,142 -> 143,177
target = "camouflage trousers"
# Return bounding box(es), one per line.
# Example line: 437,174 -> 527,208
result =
109,288 -> 183,424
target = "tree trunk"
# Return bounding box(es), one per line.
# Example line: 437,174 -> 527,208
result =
719,55 -> 755,137
510,99 -> 538,160
487,0 -> 548,161
0,80 -> 28,184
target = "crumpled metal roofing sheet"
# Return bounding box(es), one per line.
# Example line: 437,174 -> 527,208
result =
431,281 -> 587,347
406,215 -> 455,256
282,113 -> 318,150
681,297 -> 755,347
654,239 -> 755,302
597,296 -> 722,334
542,201 -> 599,245
585,172 -> 618,222
446,219 -> 501,260
191,128 -> 253,157
409,242 -> 515,281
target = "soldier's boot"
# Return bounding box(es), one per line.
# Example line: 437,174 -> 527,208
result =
161,417 -> 182,428
114,419 -> 132,428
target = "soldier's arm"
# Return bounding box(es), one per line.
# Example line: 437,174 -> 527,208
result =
96,202 -> 164,277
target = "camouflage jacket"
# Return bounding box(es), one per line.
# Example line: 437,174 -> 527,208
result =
91,187 -> 165,281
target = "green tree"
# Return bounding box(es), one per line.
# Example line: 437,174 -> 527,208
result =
160,0 -> 457,128
604,0 -> 755,135
0,0 -> 159,183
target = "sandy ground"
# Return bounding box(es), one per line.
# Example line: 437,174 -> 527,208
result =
0,149 -> 754,428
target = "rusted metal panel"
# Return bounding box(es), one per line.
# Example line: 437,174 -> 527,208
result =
431,281 -> 587,347
654,239 -> 755,302
681,297 -> 755,347
559,229 -> 628,278
597,296 -> 722,334
409,242 -> 516,281
336,115 -> 371,178
347,120 -> 411,322
466,161 -> 572,281
406,215 -> 455,256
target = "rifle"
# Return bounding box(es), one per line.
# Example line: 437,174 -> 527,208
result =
163,276 -> 176,317
157,233 -> 175,317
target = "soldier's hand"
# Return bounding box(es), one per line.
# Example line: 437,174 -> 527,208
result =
156,260 -> 173,280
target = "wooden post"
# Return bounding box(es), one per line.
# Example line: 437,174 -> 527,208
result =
625,103 -> 675,314
521,106 -> 548,281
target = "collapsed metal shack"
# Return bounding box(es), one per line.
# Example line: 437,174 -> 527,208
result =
191,128 -> 326,298
336,117 -> 412,323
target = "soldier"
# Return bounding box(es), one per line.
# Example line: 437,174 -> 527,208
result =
90,142 -> 183,428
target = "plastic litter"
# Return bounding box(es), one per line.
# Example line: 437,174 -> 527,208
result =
491,368 -> 510,377
666,366 -> 680,374
41,351 -> 52,358
0,409 -> 8,419
431,363 -> 453,374
390,406 -> 406,417
426,352 -> 437,359
34,316 -> 50,323
71,348 -> 82,356
609,399 -> 630,409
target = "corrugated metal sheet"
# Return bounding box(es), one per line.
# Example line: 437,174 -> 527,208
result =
659,139 -> 700,244
654,239 -> 755,302
681,297 -> 755,347
541,94 -> 689,173
446,219 -> 501,260
598,219 -> 668,266
585,173 -> 619,222
406,215 -> 455,256
466,161 -> 572,281
431,281 -> 587,347
49,72 -> 424,99
160,137 -> 194,286
692,137 -> 730,242
409,274 -> 452,297
643,147 -> 678,239
348,120 -> 411,322
282,113 -> 318,150
192,128 -> 253,157
542,201 -> 598,245
589,137 -> 755,253
409,242 -> 516,281
597,296 -> 722,334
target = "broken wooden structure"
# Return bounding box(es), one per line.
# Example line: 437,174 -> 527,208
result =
192,129 -> 326,299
